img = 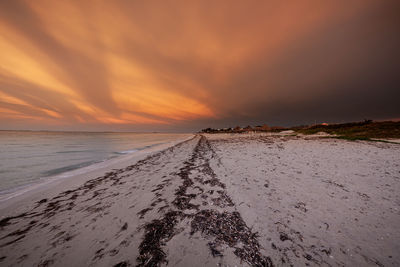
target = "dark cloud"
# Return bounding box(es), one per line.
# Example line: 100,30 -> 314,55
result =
0,1 -> 399,131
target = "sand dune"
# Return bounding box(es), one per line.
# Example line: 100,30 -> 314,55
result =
0,134 -> 399,266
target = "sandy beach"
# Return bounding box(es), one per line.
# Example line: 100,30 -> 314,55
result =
0,133 -> 399,266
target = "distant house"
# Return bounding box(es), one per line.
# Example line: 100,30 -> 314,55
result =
243,126 -> 253,132
201,128 -> 217,133
260,124 -> 271,131
233,126 -> 242,132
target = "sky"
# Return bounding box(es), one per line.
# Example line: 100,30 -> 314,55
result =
0,1 -> 399,132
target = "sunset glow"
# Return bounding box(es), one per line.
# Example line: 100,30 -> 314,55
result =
0,1 -> 399,131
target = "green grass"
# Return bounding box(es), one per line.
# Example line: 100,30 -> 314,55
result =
292,121 -> 400,141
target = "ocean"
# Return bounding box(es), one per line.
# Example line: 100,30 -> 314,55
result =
0,131 -> 191,196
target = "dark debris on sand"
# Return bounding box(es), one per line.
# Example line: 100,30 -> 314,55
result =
0,140 -> 177,257
113,261 -> 130,267
137,208 -> 153,219
137,211 -> 183,266
191,210 -> 273,267
136,135 -> 274,267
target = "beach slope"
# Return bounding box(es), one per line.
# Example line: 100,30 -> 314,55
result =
0,134 -> 399,266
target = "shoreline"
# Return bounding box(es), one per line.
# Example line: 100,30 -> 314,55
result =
0,135 -> 194,210
0,133 -> 399,266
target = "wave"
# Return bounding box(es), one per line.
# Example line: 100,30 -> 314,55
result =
55,150 -> 93,154
41,161 -> 98,177
115,142 -> 166,155
115,149 -> 139,154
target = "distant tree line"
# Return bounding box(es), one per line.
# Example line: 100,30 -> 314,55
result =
200,124 -> 286,133
200,119 -> 379,134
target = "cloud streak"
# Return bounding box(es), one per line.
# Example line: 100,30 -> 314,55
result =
0,0 -> 399,131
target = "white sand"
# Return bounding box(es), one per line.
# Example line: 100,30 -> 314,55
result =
0,133 -> 399,266
208,133 -> 400,266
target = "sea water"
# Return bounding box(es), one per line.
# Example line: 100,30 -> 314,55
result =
0,131 -> 190,195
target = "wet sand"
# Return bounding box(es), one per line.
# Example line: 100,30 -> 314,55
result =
0,134 -> 399,266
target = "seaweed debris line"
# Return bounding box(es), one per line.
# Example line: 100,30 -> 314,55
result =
3,132 -> 397,266
0,135 -> 273,266
136,135 -> 273,266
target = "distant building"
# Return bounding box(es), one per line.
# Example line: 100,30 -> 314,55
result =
252,124 -> 270,132
233,126 -> 242,132
270,126 -> 285,130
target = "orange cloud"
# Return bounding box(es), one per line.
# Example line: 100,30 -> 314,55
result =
0,1 -> 398,130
